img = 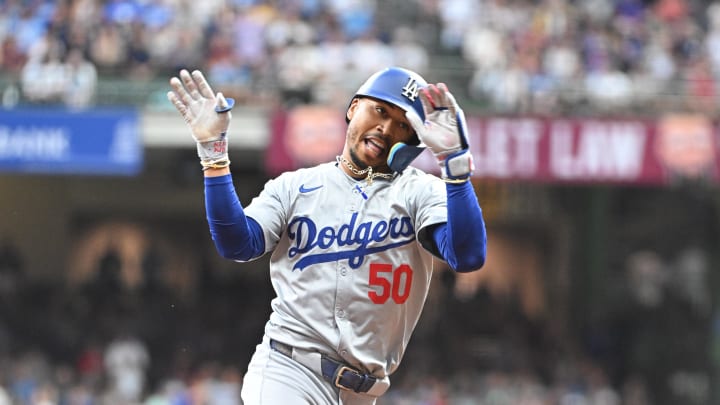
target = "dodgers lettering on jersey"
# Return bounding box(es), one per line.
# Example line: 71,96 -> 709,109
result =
287,213 -> 416,271
243,162 -> 448,378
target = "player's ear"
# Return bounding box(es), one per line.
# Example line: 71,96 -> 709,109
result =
346,98 -> 360,122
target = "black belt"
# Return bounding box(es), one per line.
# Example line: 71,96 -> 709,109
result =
270,339 -> 378,393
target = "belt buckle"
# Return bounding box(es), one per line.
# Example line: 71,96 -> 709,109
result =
334,366 -> 354,390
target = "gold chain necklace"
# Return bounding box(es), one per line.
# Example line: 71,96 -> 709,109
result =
336,155 -> 393,186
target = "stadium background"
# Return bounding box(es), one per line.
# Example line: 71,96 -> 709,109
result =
0,0 -> 719,404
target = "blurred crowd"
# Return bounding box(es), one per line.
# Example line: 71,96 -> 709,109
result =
0,234 -> 632,405
2,0 -> 720,113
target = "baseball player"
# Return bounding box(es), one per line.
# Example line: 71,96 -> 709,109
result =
167,66 -> 487,405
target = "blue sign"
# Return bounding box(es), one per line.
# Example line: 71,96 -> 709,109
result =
0,108 -> 143,175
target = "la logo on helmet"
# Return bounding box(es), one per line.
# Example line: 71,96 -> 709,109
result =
401,77 -> 420,102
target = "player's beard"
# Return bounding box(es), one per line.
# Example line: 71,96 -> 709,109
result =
348,148 -> 369,170
346,125 -> 373,171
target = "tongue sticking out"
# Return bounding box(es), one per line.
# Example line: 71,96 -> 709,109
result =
365,139 -> 384,158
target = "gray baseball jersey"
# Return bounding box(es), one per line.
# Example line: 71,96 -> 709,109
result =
242,160 -> 447,379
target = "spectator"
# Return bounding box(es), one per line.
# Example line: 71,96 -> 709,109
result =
436,0 -> 479,51
0,36 -> 27,78
87,23 -> 127,73
62,47 -> 97,109
125,22 -> 154,80
104,332 -> 150,403
681,54 -> 716,112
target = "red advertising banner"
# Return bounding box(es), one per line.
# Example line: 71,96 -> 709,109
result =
265,105 -> 346,175
267,110 -> 720,185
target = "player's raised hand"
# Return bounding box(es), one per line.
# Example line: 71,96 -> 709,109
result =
168,69 -> 235,169
167,69 -> 234,143
405,83 -> 474,181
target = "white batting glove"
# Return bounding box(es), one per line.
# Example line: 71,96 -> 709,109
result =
406,83 -> 474,181
167,69 -> 235,167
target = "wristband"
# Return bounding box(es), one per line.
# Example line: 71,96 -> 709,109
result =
197,133 -> 228,163
201,159 -> 231,171
443,177 -> 470,184
440,149 -> 474,180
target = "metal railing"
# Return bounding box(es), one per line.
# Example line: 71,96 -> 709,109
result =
2,69 -> 716,118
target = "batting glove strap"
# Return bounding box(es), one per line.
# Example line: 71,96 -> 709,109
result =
441,149 -> 474,181
196,133 -> 229,164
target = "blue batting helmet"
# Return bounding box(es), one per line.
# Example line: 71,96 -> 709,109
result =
353,66 -> 427,125
349,67 -> 428,173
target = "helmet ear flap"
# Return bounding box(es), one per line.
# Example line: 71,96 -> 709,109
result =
387,143 -> 425,173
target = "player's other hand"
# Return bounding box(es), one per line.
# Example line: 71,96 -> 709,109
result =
406,83 -> 467,157
167,69 -> 234,143
405,83 -> 474,181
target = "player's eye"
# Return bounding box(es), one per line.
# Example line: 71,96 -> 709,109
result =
399,122 -> 415,138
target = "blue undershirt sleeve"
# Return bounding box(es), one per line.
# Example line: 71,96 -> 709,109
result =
204,174 -> 265,261
432,181 -> 487,272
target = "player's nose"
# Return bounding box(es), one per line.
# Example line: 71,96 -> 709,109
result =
377,117 -> 399,138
